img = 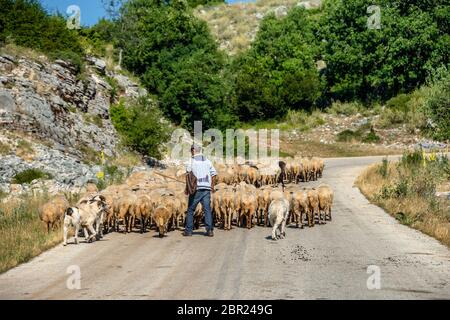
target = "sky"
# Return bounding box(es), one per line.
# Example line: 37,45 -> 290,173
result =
39,0 -> 254,27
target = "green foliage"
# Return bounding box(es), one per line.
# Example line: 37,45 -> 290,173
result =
326,101 -> 363,116
362,127 -> 381,143
0,0 -> 84,71
320,0 -> 448,102
79,19 -> 117,57
187,0 -> 224,8
116,0 -> 234,130
423,68 -> 450,141
233,8 -> 323,121
110,96 -> 170,159
336,129 -> 361,142
378,157 -> 389,178
379,150 -> 450,201
12,169 -> 52,184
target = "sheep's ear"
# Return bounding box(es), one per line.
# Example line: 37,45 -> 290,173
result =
99,195 -> 106,202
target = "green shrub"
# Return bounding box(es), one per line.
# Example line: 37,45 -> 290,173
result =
423,69 -> 450,141
0,0 -> 84,70
327,101 -> 363,116
336,129 -> 361,142
48,50 -> 84,75
12,168 -> 52,184
233,8 -> 323,121
110,96 -> 170,159
362,128 -> 381,143
320,0 -> 448,102
378,158 -> 389,178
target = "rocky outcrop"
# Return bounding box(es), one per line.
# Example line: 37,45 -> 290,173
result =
0,51 -> 150,197
0,53 -> 145,158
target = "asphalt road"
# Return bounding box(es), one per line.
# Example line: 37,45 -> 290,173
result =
0,156 -> 449,300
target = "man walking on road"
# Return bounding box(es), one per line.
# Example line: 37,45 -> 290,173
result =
183,144 -> 217,237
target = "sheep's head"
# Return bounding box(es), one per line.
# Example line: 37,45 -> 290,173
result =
89,195 -> 109,211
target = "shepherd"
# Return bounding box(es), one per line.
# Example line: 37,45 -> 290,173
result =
183,144 -> 217,237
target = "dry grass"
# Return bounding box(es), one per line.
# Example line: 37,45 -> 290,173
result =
0,195 -> 61,273
195,0 -> 302,54
281,139 -> 403,158
356,157 -> 450,247
0,44 -> 48,64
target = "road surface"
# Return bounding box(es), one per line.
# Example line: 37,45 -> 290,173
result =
0,156 -> 449,299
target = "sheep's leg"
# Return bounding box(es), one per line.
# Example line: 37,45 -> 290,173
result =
300,210 -> 304,229
142,216 -> 147,233
328,207 -> 332,221
63,224 -> 68,246
74,224 -> 79,244
87,224 -> 97,242
83,227 -> 89,240
271,223 -> 278,240
307,209 -> 313,227
281,219 -> 287,239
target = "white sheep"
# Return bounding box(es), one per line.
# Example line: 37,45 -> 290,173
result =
268,198 -> 290,241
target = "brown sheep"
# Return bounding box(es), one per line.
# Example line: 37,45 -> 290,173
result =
214,186 -> 235,230
291,190 -> 309,228
236,190 -> 257,229
116,190 -> 138,233
39,195 -> 69,233
256,187 -> 271,226
246,166 -> 260,186
152,206 -> 173,238
306,188 -> 320,226
134,194 -> 152,233
318,184 -> 334,222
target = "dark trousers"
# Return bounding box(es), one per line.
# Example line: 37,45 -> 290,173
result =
185,189 -> 213,234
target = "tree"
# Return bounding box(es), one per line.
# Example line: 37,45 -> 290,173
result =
0,0 -> 83,69
233,8 -> 323,121
116,0 -> 234,130
110,96 -> 171,159
319,0 -> 449,102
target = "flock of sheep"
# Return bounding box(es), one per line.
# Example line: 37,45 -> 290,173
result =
37,157 -> 334,244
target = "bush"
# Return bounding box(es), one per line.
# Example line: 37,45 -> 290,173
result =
376,91 -> 428,131
12,168 -> 52,184
233,8 -> 323,121
110,96 -> 170,159
362,127 -> 381,143
423,68 -> 450,141
116,0 -> 232,130
0,0 -> 84,69
336,129 -> 361,142
320,0 -> 448,102
327,101 -> 363,116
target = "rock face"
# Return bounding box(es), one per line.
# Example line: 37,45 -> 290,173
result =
0,52 -> 149,197
0,138 -> 100,194
0,53 -> 145,158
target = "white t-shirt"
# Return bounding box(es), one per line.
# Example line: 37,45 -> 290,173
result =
186,154 -> 217,190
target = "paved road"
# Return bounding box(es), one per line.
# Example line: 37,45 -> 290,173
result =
1,156 -> 449,300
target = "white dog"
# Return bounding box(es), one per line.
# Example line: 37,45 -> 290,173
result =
63,195 -> 108,246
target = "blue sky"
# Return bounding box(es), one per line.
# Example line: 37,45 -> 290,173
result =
39,0 -> 254,27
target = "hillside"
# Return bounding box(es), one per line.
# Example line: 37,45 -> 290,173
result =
0,45 -> 148,197
194,0 -> 322,54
